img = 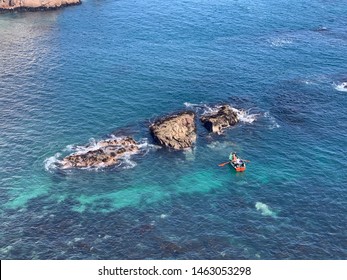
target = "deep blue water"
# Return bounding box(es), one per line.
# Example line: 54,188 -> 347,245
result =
0,0 -> 346,259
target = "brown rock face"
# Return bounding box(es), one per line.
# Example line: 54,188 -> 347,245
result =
200,105 -> 238,134
61,137 -> 139,169
0,0 -> 81,11
150,112 -> 196,150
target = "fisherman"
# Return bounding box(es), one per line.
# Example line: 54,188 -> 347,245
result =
229,152 -> 242,165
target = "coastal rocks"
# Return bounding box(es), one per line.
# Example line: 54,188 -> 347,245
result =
200,105 -> 238,134
150,112 -> 196,150
0,0 -> 81,12
46,104 -> 251,171
61,137 -> 139,169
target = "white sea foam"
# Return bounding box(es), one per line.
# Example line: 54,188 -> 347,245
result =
183,102 -> 195,108
255,202 -> 276,217
264,112 -> 280,129
233,108 -> 259,124
44,153 -> 61,171
120,154 -> 137,169
185,102 -> 259,124
183,147 -> 196,161
74,237 -> 84,242
137,138 -> 161,152
184,102 -> 219,116
334,82 -> 347,92
63,144 -> 75,152
302,79 -> 316,85
207,141 -> 238,151
269,37 -> 293,47
0,245 -> 13,255
183,102 -> 206,110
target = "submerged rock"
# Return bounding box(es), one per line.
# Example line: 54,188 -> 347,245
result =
150,111 -> 196,150
0,0 -> 81,12
61,137 -> 139,169
200,105 -> 238,134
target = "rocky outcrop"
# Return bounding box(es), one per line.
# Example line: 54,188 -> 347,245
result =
0,0 -> 81,12
61,137 -> 139,169
150,111 -> 196,150
200,105 -> 238,134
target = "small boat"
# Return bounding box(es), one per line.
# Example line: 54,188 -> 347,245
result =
230,161 -> 246,172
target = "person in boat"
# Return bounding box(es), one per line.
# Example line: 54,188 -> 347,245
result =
229,152 -> 243,166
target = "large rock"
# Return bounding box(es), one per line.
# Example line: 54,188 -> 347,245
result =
200,105 -> 238,134
150,111 -> 196,150
0,0 -> 81,11
61,136 -> 139,169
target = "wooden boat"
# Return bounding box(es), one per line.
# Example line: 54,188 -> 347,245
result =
230,161 -> 246,172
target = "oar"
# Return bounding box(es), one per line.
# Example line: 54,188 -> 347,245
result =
218,161 -> 231,167
240,159 -> 250,163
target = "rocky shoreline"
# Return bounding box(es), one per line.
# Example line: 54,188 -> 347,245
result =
0,0 -> 81,12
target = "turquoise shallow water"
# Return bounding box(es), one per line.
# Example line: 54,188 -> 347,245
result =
0,0 -> 346,259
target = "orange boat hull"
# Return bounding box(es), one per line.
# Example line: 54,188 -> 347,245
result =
230,162 -> 246,172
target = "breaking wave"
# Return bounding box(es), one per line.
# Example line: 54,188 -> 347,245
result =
233,108 -> 258,124
184,102 -> 259,124
44,153 -> 61,172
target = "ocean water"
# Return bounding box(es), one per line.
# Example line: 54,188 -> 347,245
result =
0,0 -> 346,259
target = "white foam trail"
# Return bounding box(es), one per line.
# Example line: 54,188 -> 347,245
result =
183,102 -> 218,114
183,102 -> 195,108
334,82 -> 347,92
44,153 -> 61,171
269,37 -> 293,47
120,153 -> 138,169
255,202 -> 276,217
302,79 -> 315,85
183,102 -> 206,109
137,138 -> 161,151
183,147 -> 196,161
70,138 -> 103,155
207,141 -> 238,151
264,112 -> 280,129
